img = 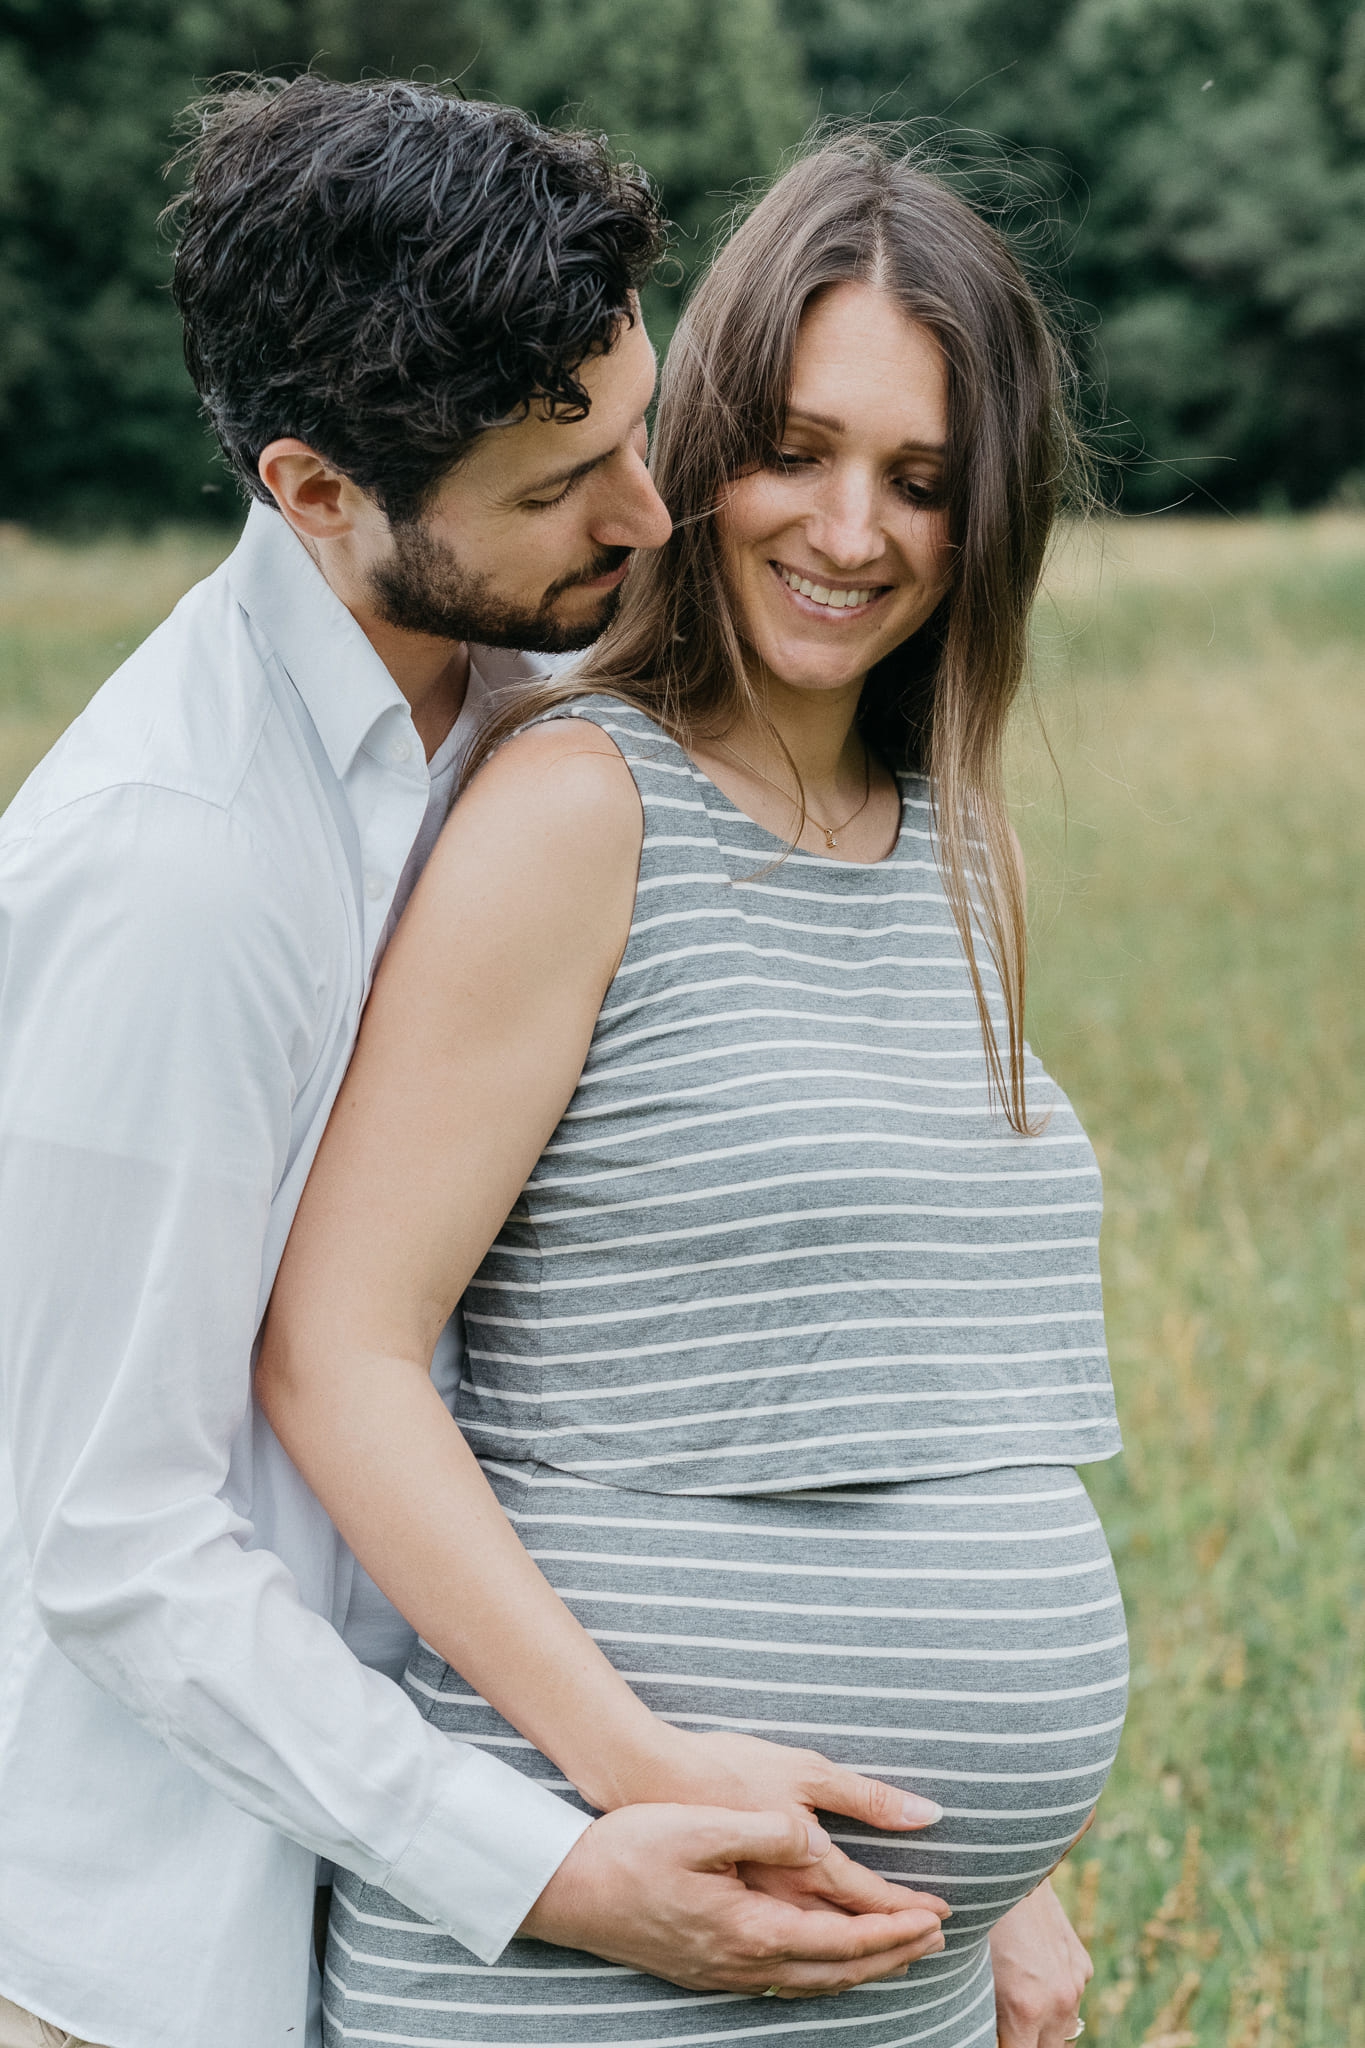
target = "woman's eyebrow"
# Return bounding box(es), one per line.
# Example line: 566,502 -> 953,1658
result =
784,407 -> 945,455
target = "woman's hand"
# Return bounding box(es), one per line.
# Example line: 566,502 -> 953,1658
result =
989,1880 -> 1092,2046
595,1723 -> 945,1835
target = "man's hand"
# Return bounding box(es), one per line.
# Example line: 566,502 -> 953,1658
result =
990,1880 -> 1092,2046
520,1804 -> 948,1998
741,1840 -> 949,1928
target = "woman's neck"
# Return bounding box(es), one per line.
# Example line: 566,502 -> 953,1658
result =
711,672 -> 867,812
688,667 -> 900,863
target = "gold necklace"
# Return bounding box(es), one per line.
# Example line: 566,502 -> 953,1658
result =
716,737 -> 873,850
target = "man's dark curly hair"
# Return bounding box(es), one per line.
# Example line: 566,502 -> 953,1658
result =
167,75 -> 665,520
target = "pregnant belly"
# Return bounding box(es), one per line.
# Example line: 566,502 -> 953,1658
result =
406,1461 -> 1128,1944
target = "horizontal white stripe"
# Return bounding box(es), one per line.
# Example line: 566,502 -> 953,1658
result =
466,1373 -> 1112,1408
469,1313 -> 1106,1370
661,1708 -> 1128,1749
579,1665 -> 1129,1707
531,1169 -> 1099,1230
599,972 -> 998,1026
627,904 -> 982,946
585,1627 -> 1127,1665
563,1075 -> 1010,1120
477,1239 -> 1099,1292
497,1204 -> 1101,1260
573,1038 -> 1001,1087
475,1415 -> 1116,1459
330,1914 -> 635,1975
522,1546 -> 1112,1582
418,1732 -> 1120,1788
507,1509 -> 1102,1546
542,1103 -> 1084,1161
605,1004 -> 990,1057
560,1588 -> 1125,1625
611,938 -> 993,985
469,1278 -> 1100,1336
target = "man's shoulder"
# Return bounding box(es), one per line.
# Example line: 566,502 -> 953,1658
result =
2,561 -> 275,845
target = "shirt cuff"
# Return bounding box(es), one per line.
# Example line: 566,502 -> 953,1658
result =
382,1746 -> 593,1962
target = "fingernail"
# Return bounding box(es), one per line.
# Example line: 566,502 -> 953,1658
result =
804,1820 -> 831,1857
900,1795 -> 943,1825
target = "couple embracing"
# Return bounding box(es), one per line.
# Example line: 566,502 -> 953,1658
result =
0,74 -> 1125,2048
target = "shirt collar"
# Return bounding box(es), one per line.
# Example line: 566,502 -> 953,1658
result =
225,501 -> 563,779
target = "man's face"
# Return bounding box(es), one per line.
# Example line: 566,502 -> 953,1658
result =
368,313 -> 672,653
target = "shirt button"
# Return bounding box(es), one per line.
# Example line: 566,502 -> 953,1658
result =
363,872 -> 386,902
388,735 -> 413,765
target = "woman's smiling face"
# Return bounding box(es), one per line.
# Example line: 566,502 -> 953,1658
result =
716,279 -> 954,696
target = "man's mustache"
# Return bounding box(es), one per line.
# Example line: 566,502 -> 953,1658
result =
543,546 -> 633,604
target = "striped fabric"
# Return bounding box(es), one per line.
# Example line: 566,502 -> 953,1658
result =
325,1463 -> 1128,2046
458,698 -> 1121,1495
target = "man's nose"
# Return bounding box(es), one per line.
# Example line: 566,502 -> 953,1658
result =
592,449 -> 673,554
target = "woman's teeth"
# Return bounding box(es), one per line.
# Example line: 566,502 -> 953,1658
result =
776,565 -> 878,612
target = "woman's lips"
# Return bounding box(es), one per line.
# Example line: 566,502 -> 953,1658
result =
769,558 -> 890,619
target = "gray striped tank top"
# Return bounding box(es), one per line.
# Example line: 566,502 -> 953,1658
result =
458,696 -> 1121,1494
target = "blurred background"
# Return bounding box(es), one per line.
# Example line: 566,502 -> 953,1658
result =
0,5 -> 1362,2045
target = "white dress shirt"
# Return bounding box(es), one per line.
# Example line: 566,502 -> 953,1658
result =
0,504 -> 591,2048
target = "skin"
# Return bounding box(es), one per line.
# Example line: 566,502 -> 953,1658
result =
257,282 -> 1091,2017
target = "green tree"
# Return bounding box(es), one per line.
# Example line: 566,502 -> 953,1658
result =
0,1 -> 296,525
452,0 -> 810,340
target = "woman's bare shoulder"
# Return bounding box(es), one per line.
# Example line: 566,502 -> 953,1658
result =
405,710 -> 644,981
459,711 -> 643,843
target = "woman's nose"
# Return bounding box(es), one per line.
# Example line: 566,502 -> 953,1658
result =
804,470 -> 882,571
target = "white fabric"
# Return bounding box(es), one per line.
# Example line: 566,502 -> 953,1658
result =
0,503 -> 591,2048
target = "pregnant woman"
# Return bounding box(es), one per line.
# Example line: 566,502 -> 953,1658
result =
259,138 -> 1127,2047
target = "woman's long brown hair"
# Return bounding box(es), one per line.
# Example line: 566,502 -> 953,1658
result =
469,136 -> 1089,1134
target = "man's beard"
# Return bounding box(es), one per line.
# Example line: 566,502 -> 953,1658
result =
369,516 -> 631,653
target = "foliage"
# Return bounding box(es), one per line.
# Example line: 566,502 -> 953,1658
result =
0,1 -> 1364,521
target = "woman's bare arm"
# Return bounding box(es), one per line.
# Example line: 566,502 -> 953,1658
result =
256,720 -> 945,1878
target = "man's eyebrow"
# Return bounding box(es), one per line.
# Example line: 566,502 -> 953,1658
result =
785,406 -> 946,455
514,448 -> 611,501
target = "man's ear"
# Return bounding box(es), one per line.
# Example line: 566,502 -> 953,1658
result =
258,440 -> 369,541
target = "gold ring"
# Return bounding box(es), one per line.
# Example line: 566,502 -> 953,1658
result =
1064,2023 -> 1086,2041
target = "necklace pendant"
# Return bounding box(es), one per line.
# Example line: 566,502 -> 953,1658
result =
823,829 -> 838,849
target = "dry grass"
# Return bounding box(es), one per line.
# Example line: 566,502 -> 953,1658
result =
2,513 -> 1362,2041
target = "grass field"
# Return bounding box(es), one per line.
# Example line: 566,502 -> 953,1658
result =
2,516 -> 1362,2045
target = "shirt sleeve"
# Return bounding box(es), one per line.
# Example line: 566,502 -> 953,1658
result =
0,785 -> 590,1962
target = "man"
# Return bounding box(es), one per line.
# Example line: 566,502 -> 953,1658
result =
0,74 -> 1090,2048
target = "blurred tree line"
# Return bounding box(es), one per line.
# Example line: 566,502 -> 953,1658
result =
1,0 -> 1362,523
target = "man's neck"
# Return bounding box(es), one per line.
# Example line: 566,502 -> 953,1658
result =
290,522 -> 472,762
354,612 -> 472,762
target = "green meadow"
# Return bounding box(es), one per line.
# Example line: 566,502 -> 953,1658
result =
2,517 -> 1361,2045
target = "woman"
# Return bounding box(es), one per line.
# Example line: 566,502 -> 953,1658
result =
259,138 -> 1126,2047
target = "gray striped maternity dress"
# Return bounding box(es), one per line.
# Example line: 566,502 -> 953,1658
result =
325,698 -> 1126,2048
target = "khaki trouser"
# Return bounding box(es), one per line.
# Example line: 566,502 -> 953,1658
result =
0,1991 -> 108,2048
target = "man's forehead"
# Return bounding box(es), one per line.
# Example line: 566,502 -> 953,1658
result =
469,317 -> 655,487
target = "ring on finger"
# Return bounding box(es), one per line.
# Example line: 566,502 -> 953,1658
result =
761,1987 -> 781,1999
1064,2022 -> 1086,2041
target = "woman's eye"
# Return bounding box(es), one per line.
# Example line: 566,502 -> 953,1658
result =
899,476 -> 944,505
772,449 -> 816,471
